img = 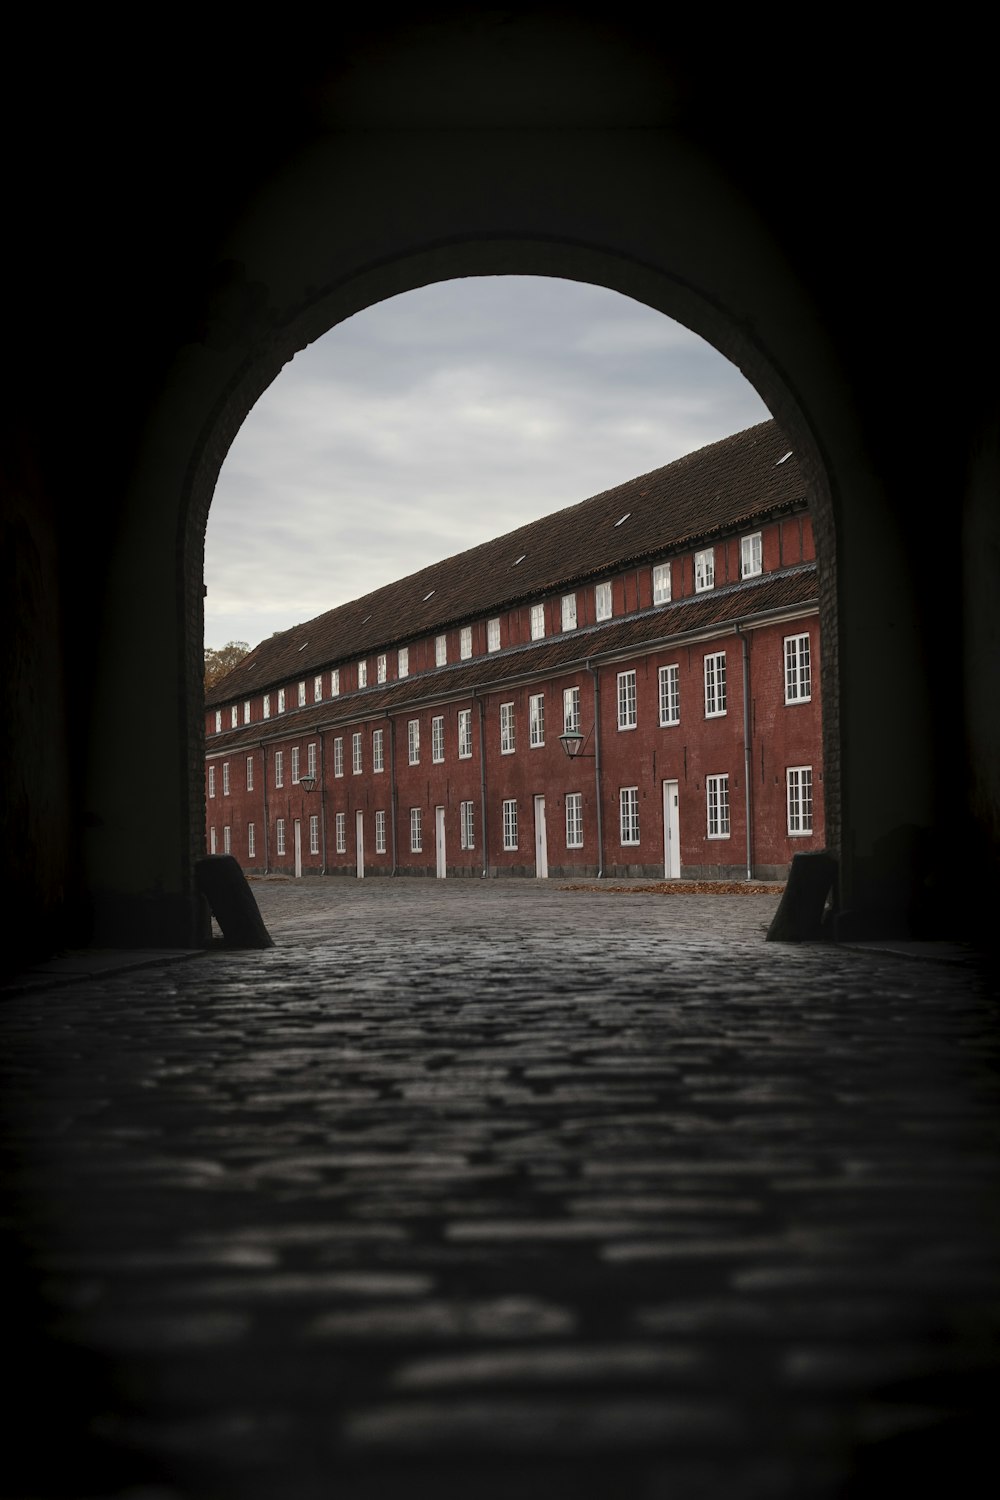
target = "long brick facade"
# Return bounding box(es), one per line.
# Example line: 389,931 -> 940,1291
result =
205,421 -> 824,881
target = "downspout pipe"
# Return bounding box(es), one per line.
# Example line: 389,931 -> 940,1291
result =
476,690 -> 489,877
587,660 -> 604,879
319,734 -> 328,875
389,714 -> 398,876
736,624 -> 753,881
261,742 -> 270,874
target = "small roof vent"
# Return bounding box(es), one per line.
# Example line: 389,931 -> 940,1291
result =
614,512 -> 631,527
776,451 -> 793,465
512,555 -> 526,566
423,590 -> 435,601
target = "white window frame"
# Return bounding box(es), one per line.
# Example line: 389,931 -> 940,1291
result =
352,731 -> 362,774
313,676 -> 323,703
500,701 -> 516,755
741,532 -> 763,578
408,719 -> 420,765
291,746 -> 300,784
298,680 -> 306,707
358,659 -> 367,689
375,809 -> 387,854
460,625 -> 472,660
214,710 -> 221,733
331,669 -> 340,697
458,708 -> 473,759
695,548 -> 715,592
460,800 -> 475,850
432,715 -> 445,763
787,766 -> 814,835
707,774 -> 731,839
561,593 -> 577,631
274,750 -> 284,789
377,653 -> 387,684
307,741 -> 317,779
309,813 -> 319,854
435,634 -> 447,667
529,693 -> 545,747
620,787 -> 640,846
243,700 -> 251,725
595,581 -> 612,621
704,651 -> 727,717
784,632 -> 812,704
231,705 -> 238,729
658,663 -> 680,727
502,799 -> 518,851
333,737 -> 344,778
563,686 -> 581,734
397,647 -> 409,679
653,563 -> 672,605
565,792 -> 583,849
372,728 -> 384,773
208,765 -> 216,798
487,617 -> 501,652
278,687 -> 286,714
276,817 -> 286,856
222,761 -> 230,795
248,822 -> 255,859
335,812 -> 346,854
223,825 -> 231,854
263,694 -> 271,720
530,603 -> 545,640
246,755 -> 254,792
209,826 -> 217,854
410,807 -> 422,852
617,669 -> 637,731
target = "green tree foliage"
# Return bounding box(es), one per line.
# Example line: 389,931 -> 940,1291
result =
204,640 -> 250,691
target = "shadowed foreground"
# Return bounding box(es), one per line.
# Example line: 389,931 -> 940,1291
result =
2,880 -> 998,1499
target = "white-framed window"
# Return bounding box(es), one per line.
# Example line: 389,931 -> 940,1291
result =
620,787 -> 640,846
291,746 -> 300,784
658,664 -> 680,726
298,680 -> 306,707
787,766 -> 814,835
313,675 -> 322,703
695,548 -> 715,592
460,625 -> 472,660
208,765 -> 216,798
307,741 -> 317,779
529,693 -> 545,747
335,812 -> 346,853
263,694 -> 271,720
458,708 -> 473,759
214,709 -> 222,733
707,775 -> 730,838
222,762 -> 230,795
246,755 -> 254,792
561,593 -> 577,631
333,737 -> 344,777
231,705 -> 238,729
704,651 -> 727,717
460,800 -> 475,850
377,653 -> 387,684
487,617 -> 501,652
785,632 -> 812,703
398,647 -> 409,679
432,715 -> 445,763
617,669 -> 637,730
375,809 -> 387,853
595,581 -> 612,621
408,719 -> 420,765
331,669 -> 340,697
435,634 -> 447,667
209,826 -> 217,854
565,792 -> 583,848
274,750 -> 284,788
309,814 -> 319,854
248,822 -> 255,859
276,817 -> 286,856
410,807 -> 422,852
500,701 -> 516,754
223,825 -> 232,853
563,686 -> 581,734
503,799 -> 518,850
358,659 -> 368,688
352,732 -> 362,774
243,700 -> 251,725
741,532 -> 763,578
372,728 -> 384,773
278,687 -> 286,714
530,603 -> 545,640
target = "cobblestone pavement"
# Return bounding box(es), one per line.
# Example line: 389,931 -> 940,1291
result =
2,879 -> 999,1500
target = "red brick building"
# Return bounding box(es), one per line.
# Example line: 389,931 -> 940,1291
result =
204,420 -> 823,880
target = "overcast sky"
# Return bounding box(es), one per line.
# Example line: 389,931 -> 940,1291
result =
205,276 -> 769,651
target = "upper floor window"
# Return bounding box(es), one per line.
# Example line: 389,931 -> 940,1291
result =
358,659 -> 368,688
222,761 -> 230,795
263,694 -> 271,720
530,603 -> 545,640
617,669 -> 637,730
333,737 -> 344,777
291,747 -> 300,784
377,654 -> 387,684
435,634 -> 447,667
246,755 -> 254,792
500,701 -> 516,754
408,719 -> 420,765
352,732 -> 362,774
458,708 -> 473,759
274,750 -> 284,788
307,742 -> 317,778
277,687 -> 286,714
529,693 -> 545,747
653,563 -> 671,604
704,651 -> 727,717
563,686 -> 581,734
659,664 -> 680,727
298,681 -> 306,707
313,675 -> 323,703
487,617 -> 501,652
331,669 -> 340,696
741,532 -> 762,578
208,765 -> 216,798
243,700 -> 251,724
214,710 -> 222,733
561,593 -> 577,631
694,548 -> 715,593
460,626 -> 472,660
595,581 -> 612,621
230,705 -> 238,729
784,633 -> 812,703
372,728 -> 384,773
432,715 -> 445,763
398,647 -> 409,679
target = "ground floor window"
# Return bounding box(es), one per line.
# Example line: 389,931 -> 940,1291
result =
309,814 -> 319,854
248,823 -> 256,859
565,792 -> 583,848
706,775 -> 730,838
620,787 -> 640,845
335,813 -> 346,854
460,800 -> 475,849
209,826 -> 217,854
375,809 -> 387,853
410,807 -> 422,852
503,799 -> 518,850
787,766 -> 813,834
223,825 -> 231,854
276,818 -> 286,856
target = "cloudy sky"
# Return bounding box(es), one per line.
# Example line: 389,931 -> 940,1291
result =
205,277 -> 769,651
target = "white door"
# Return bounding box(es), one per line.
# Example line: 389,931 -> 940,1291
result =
435,806 -> 446,879
663,779 -> 680,879
355,810 -> 365,878
534,794 -> 548,879
293,819 -> 302,879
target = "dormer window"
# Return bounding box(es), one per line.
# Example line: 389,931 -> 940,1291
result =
530,603 -> 545,640
231,705 -> 238,729
298,681 -> 306,707
561,593 -> 577,631
331,669 -> 340,696
595,581 -> 612,621
358,659 -> 367,688
377,653 -> 387,683
741,532 -> 762,578
652,563 -> 671,604
460,626 -> 472,660
435,634 -> 447,667
214,710 -> 222,733
695,548 -> 715,593
487,617 -> 501,652
277,687 -> 286,713
398,647 -> 409,679
263,694 -> 271,719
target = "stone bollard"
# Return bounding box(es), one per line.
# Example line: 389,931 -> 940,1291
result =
195,855 -> 274,948
766,851 -> 837,942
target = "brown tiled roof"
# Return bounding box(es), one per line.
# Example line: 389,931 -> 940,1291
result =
207,419 -> 802,706
206,563 -> 817,755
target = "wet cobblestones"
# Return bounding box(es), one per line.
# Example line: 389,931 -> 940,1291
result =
2,879 -> 998,1498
